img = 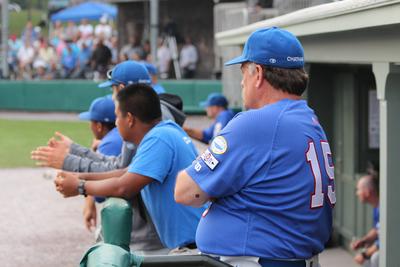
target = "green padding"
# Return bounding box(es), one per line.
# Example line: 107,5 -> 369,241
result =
0,80 -> 222,114
0,80 -> 107,112
101,198 -> 133,251
80,243 -> 144,267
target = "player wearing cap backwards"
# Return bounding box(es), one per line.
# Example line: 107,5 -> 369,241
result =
184,92 -> 234,144
175,27 -> 335,267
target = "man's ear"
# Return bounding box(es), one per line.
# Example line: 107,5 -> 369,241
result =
255,64 -> 264,88
95,122 -> 103,133
127,112 -> 135,128
364,188 -> 372,199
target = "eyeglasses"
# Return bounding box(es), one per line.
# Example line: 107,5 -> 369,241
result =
107,69 -> 125,86
106,69 -> 113,79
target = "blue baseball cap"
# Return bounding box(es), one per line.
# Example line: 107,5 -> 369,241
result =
142,62 -> 158,76
225,27 -> 304,68
79,95 -> 116,123
98,60 -> 151,88
200,93 -> 228,108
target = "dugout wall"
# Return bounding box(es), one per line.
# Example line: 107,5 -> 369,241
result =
215,1 -> 400,265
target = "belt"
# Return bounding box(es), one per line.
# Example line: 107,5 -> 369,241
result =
259,258 -> 306,267
180,242 -> 197,249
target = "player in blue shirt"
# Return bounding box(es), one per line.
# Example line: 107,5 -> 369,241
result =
175,27 -> 335,267
79,95 -> 123,157
184,93 -> 234,144
55,83 -> 204,250
79,95 -> 123,214
352,172 -> 379,266
127,119 -> 202,248
143,62 -> 166,94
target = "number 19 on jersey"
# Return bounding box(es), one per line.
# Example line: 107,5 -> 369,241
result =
306,141 -> 336,209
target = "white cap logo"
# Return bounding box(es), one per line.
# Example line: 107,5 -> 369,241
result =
269,58 -> 277,64
287,56 -> 304,62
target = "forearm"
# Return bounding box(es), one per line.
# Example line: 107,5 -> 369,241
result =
175,170 -> 210,207
84,172 -> 151,200
70,142 -> 112,162
365,244 -> 379,258
85,195 -> 95,206
183,127 -> 204,142
63,154 -> 125,172
78,168 -> 127,181
85,177 -> 136,199
363,228 -> 379,245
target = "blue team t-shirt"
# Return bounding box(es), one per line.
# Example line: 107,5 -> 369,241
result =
128,120 -> 205,248
98,127 -> 123,156
202,109 -> 235,144
186,99 -> 335,259
373,207 -> 380,247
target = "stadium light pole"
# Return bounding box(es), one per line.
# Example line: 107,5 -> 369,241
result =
150,0 -> 159,65
1,0 -> 9,78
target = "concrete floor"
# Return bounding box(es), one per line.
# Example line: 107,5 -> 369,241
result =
320,248 -> 358,267
0,168 -> 93,267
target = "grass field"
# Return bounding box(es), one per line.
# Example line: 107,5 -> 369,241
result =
0,119 -> 92,168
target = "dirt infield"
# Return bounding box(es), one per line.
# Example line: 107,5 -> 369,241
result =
0,168 -> 93,267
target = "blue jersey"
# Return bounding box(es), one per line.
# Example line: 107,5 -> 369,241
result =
373,207 -> 380,247
373,207 -> 379,229
186,99 -> 335,259
128,120 -> 205,248
202,109 -> 235,144
98,127 -> 123,156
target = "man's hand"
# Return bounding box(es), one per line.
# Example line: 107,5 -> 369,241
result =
354,253 -> 365,265
350,238 -> 365,250
54,171 -> 80,197
31,130 -> 74,169
83,196 -> 97,232
48,132 -> 73,151
91,138 -> 101,152
31,146 -> 67,169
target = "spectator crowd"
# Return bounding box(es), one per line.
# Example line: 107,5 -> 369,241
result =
8,18 -> 199,81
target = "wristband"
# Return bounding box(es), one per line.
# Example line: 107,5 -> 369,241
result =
361,251 -> 370,260
77,179 -> 87,197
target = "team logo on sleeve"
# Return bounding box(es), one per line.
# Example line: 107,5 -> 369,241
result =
183,136 -> 192,144
201,149 -> 219,170
210,136 -> 228,154
194,161 -> 202,172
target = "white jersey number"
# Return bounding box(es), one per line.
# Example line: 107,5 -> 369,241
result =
306,141 -> 336,208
